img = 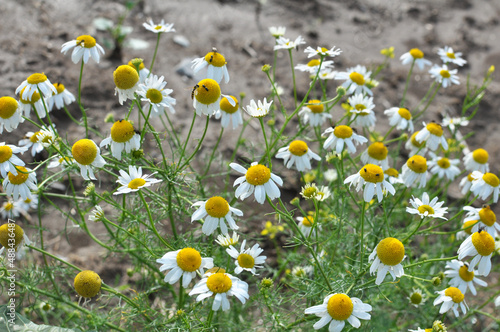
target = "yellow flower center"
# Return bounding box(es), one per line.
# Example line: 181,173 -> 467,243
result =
326,294 -> 353,321
437,158 -> 450,169
417,205 -> 435,215
462,219 -> 477,235
444,287 -> 464,303
385,168 -> 399,178
0,96 -> 18,119
245,164 -> 271,186
194,79 -> 221,105
367,142 -> 388,161
110,120 -> 135,143
440,70 -> 451,78
376,237 -> 405,266
113,65 -> 139,90
302,186 -> 317,198
407,155 -> 427,173
288,140 -> 309,156
206,273 -> 232,294
128,178 -> 146,190
4,202 -> 14,211
204,51 -> 226,68
76,35 -> 97,48
146,89 -> 163,104
472,149 -> 489,164
20,87 -> 41,104
154,25 -> 163,30
72,139 -> 97,166
349,72 -> 365,86
0,145 -> 13,163
0,224 -> 24,249
30,131 -> 42,143
471,231 -> 495,256
409,48 -> 424,59
482,173 -> 500,187
446,52 -> 456,59
301,216 -> 314,227
426,123 -> 443,136
467,173 -> 474,182
478,206 -> 496,227
8,166 -> 30,185
425,329 -> 433,332
410,132 -> 424,148
205,196 -> 230,218
220,96 -> 239,114
307,99 -> 324,113
27,73 -> 47,84
74,270 -> 102,298
355,104 -> 366,111
54,83 -> 66,94
176,248 -> 202,272
237,253 -> 255,269
333,125 -> 353,139
410,292 -> 422,305
458,265 -> 474,282
359,164 -> 384,183
397,108 -> 412,120
307,59 -> 321,67
206,267 -> 226,274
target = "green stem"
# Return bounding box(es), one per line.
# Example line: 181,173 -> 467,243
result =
77,61 -> 89,137
203,127 -> 224,177
138,190 -> 174,250
259,118 -> 272,168
179,115 -> 210,170
177,113 -> 197,170
288,49 -> 298,109
148,33 -> 161,75
400,60 -> 415,107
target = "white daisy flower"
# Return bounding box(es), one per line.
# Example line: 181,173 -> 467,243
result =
384,168 -> 404,185
100,120 -> 141,160
136,74 -> 176,116
297,215 -> 317,237
407,288 -> 426,308
458,230 -> 495,276
215,96 -> 243,130
215,232 -> 240,247
192,48 -> 230,84
304,293 -> 372,331
142,19 -> 175,34
269,26 -> 286,38
189,272 -> 249,311
400,48 -> 432,70
192,78 -> 233,117
442,114 -> 469,132
71,139 -> 106,181
304,46 -> 342,58
344,164 -> 396,203
335,65 -> 373,96
405,131 -> 427,157
360,142 -> 389,170
406,192 -> 448,219
0,143 -> 28,178
368,237 -> 405,285
230,162 -> 282,204
438,46 -> 467,66
17,88 -> 46,118
18,131 -> 45,157
273,35 -> 306,51
46,83 -> 75,111
318,68 -> 337,80
401,155 -> 429,188
298,99 -> 332,127
191,196 -> 243,235
460,173 -> 474,195
226,239 -> 266,275
0,199 -> 23,219
276,140 -> 321,172
463,205 -> 500,238
295,59 -> 334,76
88,205 -> 105,222
470,171 -> 500,203
348,93 -> 376,128
429,64 -> 460,88
384,107 -> 414,132
0,96 -> 24,133
113,65 -> 140,105
128,59 -> 150,83
0,223 -> 31,257
324,169 -> 338,182
445,260 -> 487,296
322,125 -> 368,154
157,248 -> 214,288
291,266 -> 314,278
415,122 -> 448,151
16,73 -> 57,102
18,194 -> 38,212
315,185 -> 332,201
2,166 -> 37,201
463,148 -> 489,173
114,165 -> 162,195
243,98 -> 273,118
433,287 -> 468,317
37,126 -> 58,149
427,152 -> 461,181
47,155 -> 74,169
495,296 -> 500,307
61,35 -> 105,64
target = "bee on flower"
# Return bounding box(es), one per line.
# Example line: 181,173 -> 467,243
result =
335,65 -> 373,96
114,166 -> 162,195
192,78 -> 233,117
71,139 -> 106,181
275,140 -> 321,172
344,164 -> 395,203
427,152 -> 461,181
445,260 -> 487,296
470,171 -> 500,203
463,148 -> 489,173
192,48 -> 230,84
401,155 -> 429,188
214,95 -> 243,130
406,192 -> 448,219
100,119 -> 141,160
384,107 -> 414,132
458,230 -> 495,276
191,196 -> 243,235
273,35 -> 306,51
226,239 -> 266,275
230,162 -> 282,204
368,237 -> 405,285
437,46 -> 467,66
0,96 -> 24,134
61,35 -> 105,64
433,287 -> 468,317
429,64 -> 460,88
462,205 -> 500,237
137,74 -> 176,116
400,48 -> 432,70
322,125 -> 368,154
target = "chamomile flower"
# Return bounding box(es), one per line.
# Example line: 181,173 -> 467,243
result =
46,83 -> 75,111
445,260 -> 487,296
438,46 -> 467,66
429,64 -> 459,88
406,192 -> 448,219
100,120 -> 141,160
368,237 -> 405,285
400,48 -> 432,70
463,205 -> 500,237
415,122 -> 448,151
0,199 -> 23,219
243,98 -> 273,118
273,35 -> 306,51
113,65 -> 140,105
114,165 -> 162,195
193,78 -> 231,117
297,215 -> 317,237
442,115 -> 469,132
344,164 -> 395,203
0,223 -> 31,256
47,155 -> 74,169
335,65 -> 373,96
143,19 -> 175,34
401,155 -> 429,188
427,152 -> 461,181
304,46 -> 342,58
88,205 -> 105,222
18,88 -> 46,118
215,96 -> 243,130
61,35 -> 105,64
215,232 -> 240,247
299,99 -> 332,127
318,68 -> 337,80
0,96 -> 23,133
384,107 -> 414,132
405,131 -> 427,156
226,239 -> 266,275
460,173 -> 474,195
324,169 -> 338,182
433,287 -> 468,317
269,26 -> 286,38
360,142 -> 389,170
3,166 -> 37,201
136,74 -> 176,115
37,126 -> 58,149
192,49 -> 230,84
408,288 -> 426,307
191,196 -> 243,235
230,162 -> 282,204
470,171 -> 500,203
295,59 -> 334,76
157,248 -> 214,288
189,272 -> 249,311
322,125 -> 368,154
463,148 -> 489,173
16,73 -> 57,102
348,93 -> 376,127
304,293 -> 372,331
458,230 -> 495,276
0,143 -> 28,178
384,168 -> 404,184
18,131 -> 45,157
71,139 -> 106,181
19,194 -> 38,212
128,59 -> 150,83
74,270 -> 102,303
276,140 -> 321,172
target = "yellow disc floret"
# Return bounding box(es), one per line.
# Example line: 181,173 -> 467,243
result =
307,59 -> 321,67
367,142 -> 388,160
349,72 -> 365,86
301,216 -> 314,227
194,79 -> 221,105
128,178 -> 146,190
0,224 -> 24,249
409,48 -> 424,59
482,173 -> 500,187
72,139 -> 97,166
458,265 -> 474,282
220,96 -> 239,114
288,140 -> 308,156
440,70 -> 451,78
471,231 -> 495,256
205,196 -> 230,218
206,273 -> 232,293
206,267 -> 226,274
407,155 -> 427,173
113,65 -> 139,90
146,89 -> 163,104
444,287 -> 464,303
446,52 -> 456,59
327,294 -> 353,321
478,205 -> 496,227
417,205 -> 435,215
110,120 -> 135,143
76,35 -> 97,48
0,145 -> 13,163
437,158 -> 451,169
237,253 -> 255,269
397,108 -> 412,120
0,96 -> 18,119
176,248 -> 202,272
385,168 -> 399,178
462,219 -> 477,235
426,123 -> 443,137
333,125 -> 353,139
74,270 -> 102,298
204,51 -> 226,67
20,87 -> 41,103
410,132 -> 424,148
307,100 -> 324,114
376,237 -> 405,266
27,73 -> 47,85
472,149 -> 489,164
8,166 -> 29,185
245,164 -> 271,186
359,164 -> 384,183
410,292 -> 422,305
